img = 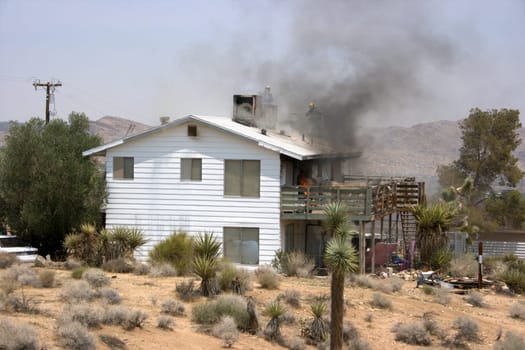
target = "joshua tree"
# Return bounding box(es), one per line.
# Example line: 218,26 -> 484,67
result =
193,233 -> 221,296
323,201 -> 358,350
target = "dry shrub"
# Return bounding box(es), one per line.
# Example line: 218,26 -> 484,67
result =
284,252 -> 315,277
191,295 -> 249,330
99,334 -> 126,349
176,279 -> 196,302
61,280 -> 95,303
421,285 -> 435,295
4,291 -> 39,313
60,303 -> 105,328
279,310 -> 296,325
38,269 -> 55,288
255,266 -> 280,289
452,316 -> 479,344
0,318 -> 39,350
286,336 -> 306,350
212,315 -> 239,348
149,231 -> 194,275
449,253 -> 478,278
392,322 -> 431,346
434,288 -> 451,305
509,301 -> 525,320
149,263 -> 177,277
102,258 -> 134,273
464,290 -> 484,307
281,289 -> 301,308
422,312 -> 447,339
103,305 -> 148,330
57,321 -> 95,350
157,315 -> 175,330
82,268 -> 110,288
343,321 -> 359,344
160,299 -> 185,316
349,338 -> 372,350
99,287 -> 122,304
133,262 -> 151,275
63,258 -> 83,270
217,261 -> 252,294
2,264 -> 40,287
351,274 -> 374,288
0,252 -> 17,269
370,292 -> 392,309
494,331 -> 525,350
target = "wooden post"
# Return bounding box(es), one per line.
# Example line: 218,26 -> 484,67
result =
360,221 -> 366,274
371,219 -> 376,274
478,241 -> 483,289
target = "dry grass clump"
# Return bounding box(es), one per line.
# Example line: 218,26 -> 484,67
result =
281,289 -> 301,308
149,263 -> 177,277
1,263 -> 40,287
99,287 -> 122,304
212,315 -> 240,348
133,262 -> 151,275
350,274 -> 403,294
191,295 -> 249,330
464,290 -> 485,307
103,305 -> 148,330
452,316 -> 479,344
254,266 -> 280,289
217,261 -> 252,294
449,253 -> 478,278
4,290 -> 39,313
286,336 -> 306,350
99,334 -> 126,349
509,301 -> 525,320
56,320 -> 96,350
279,310 -> 296,325
0,318 -> 40,350
392,322 -> 431,346
82,268 -> 110,288
61,280 -> 96,303
175,279 -> 196,302
0,252 -> 17,269
370,292 -> 392,309
494,331 -> 525,350
39,269 -> 56,288
284,251 -> 315,277
160,298 -> 185,316
63,258 -> 83,270
348,338 -> 372,350
60,303 -> 105,328
102,258 -> 134,273
434,288 -> 451,305
157,315 -> 175,330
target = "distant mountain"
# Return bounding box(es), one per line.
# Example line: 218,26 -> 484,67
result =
88,116 -> 151,144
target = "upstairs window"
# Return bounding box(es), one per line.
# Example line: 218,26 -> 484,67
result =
188,125 -> 198,137
113,157 -> 134,180
224,160 -> 260,197
181,158 -> 202,181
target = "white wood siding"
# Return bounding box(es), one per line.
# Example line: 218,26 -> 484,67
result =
104,122 -> 281,264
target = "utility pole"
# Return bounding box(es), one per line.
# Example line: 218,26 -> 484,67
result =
33,80 -> 62,124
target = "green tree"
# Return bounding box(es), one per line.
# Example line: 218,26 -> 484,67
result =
0,113 -> 105,257
323,201 -> 358,350
485,190 -> 525,229
438,108 -> 522,201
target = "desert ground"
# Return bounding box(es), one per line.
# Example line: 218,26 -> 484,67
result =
1,264 -> 524,350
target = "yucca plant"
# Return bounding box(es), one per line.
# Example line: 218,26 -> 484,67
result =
193,232 -> 221,260
193,256 -> 219,297
63,224 -> 99,266
263,300 -> 286,342
323,201 -> 350,239
411,203 -> 457,265
309,300 -> 329,343
109,226 -> 147,259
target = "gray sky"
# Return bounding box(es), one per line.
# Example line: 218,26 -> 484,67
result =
1,0 -> 524,128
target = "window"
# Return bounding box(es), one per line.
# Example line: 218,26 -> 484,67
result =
223,227 -> 259,264
224,160 -> 260,197
181,158 -> 202,181
113,157 -> 134,179
188,125 -> 197,137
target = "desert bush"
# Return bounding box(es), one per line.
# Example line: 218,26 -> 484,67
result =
255,265 -> 280,289
149,231 -> 194,275
99,287 -> 122,304
57,320 -> 96,350
149,263 -> 177,277
348,338 -> 372,350
0,252 -> 17,268
2,263 -> 40,287
421,285 -> 435,295
39,269 -> 56,288
499,268 -> 525,294
217,261 -> 252,294
342,321 -> 359,344
99,226 -> 146,261
429,248 -> 453,271
212,315 -> 239,348
176,279 -> 196,302
157,315 -> 174,330
453,316 -> 479,343
63,258 -> 83,270
464,290 -> 484,307
103,305 -> 148,330
281,289 -> 301,308
287,336 -> 306,350
494,331 -> 525,350
82,268 -> 110,288
509,301 -> 525,320
280,310 -> 296,325
61,280 -> 95,303
132,262 -> 150,275
370,292 -> 392,309
191,295 -> 249,329
160,299 -> 185,316
4,290 -> 39,313
99,334 -> 126,349
392,322 -> 431,346
422,312 -> 446,339
0,318 -> 39,350
71,266 -> 88,279
350,274 -> 374,288
434,288 -> 451,305
388,277 -> 405,292
60,303 -> 105,328
449,253 -> 478,278
102,258 -> 134,273
63,224 -> 100,266
263,300 -> 286,343
283,251 -> 315,277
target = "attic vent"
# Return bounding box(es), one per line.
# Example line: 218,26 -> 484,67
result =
188,125 -> 198,137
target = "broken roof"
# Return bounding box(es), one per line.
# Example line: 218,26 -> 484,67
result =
82,115 -> 360,161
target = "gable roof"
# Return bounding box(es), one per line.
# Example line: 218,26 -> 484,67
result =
83,115 -> 360,160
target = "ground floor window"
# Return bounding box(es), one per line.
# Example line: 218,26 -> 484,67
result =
223,227 -> 259,264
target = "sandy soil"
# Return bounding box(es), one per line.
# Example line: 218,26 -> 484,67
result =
2,266 -> 524,350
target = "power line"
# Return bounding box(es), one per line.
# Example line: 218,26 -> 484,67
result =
32,79 -> 62,124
